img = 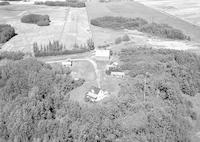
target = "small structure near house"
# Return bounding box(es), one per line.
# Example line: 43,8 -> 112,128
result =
111,71 -> 125,78
85,86 -> 109,102
95,49 -> 110,61
62,59 -> 72,67
106,62 -> 119,70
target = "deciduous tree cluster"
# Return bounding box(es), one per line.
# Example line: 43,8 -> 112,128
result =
91,16 -> 190,40
33,41 -> 89,57
0,24 -> 16,43
21,14 -> 50,26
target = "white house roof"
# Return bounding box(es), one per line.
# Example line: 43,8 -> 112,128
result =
95,50 -> 110,57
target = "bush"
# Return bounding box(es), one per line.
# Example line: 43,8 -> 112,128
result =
91,16 -> 190,40
115,37 -> 122,44
122,34 -> 130,41
21,14 -> 50,26
0,2 -> 10,5
34,1 -> 85,7
0,24 -> 16,43
0,51 -> 25,60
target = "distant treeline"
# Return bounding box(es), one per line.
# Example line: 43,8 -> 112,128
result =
1,0 -> 20,1
91,16 -> 191,40
33,41 -> 89,57
34,0 -> 85,8
0,24 -> 16,43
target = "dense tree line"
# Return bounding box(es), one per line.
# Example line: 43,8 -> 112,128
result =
0,59 -> 86,142
0,24 -> 16,43
21,14 -> 50,26
34,0 -> 85,8
0,2 -> 9,5
0,51 -> 25,61
91,16 -> 190,40
0,48 -> 199,142
33,41 -> 91,57
118,47 -> 200,141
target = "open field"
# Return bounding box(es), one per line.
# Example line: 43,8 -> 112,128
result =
86,1 -> 200,52
86,1 -> 200,43
135,0 -> 200,26
0,4 -> 91,53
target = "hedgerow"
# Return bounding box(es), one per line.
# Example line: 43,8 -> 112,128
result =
33,41 -> 89,57
0,1 -> 10,5
91,16 -> 190,40
34,0 -> 85,7
21,14 -> 50,26
0,51 -> 25,60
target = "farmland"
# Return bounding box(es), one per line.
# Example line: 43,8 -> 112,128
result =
0,4 -> 91,53
135,0 -> 200,26
86,1 -> 200,43
0,0 -> 200,142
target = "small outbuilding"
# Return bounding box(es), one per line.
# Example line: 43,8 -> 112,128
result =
95,49 -> 110,61
111,71 -> 125,78
106,62 -> 119,70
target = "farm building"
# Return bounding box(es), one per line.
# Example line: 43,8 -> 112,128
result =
95,49 -> 110,61
111,71 -> 125,78
85,86 -> 109,102
61,59 -> 72,67
106,62 -> 119,70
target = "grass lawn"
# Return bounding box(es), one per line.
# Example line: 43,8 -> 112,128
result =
71,60 -> 96,81
69,60 -> 97,103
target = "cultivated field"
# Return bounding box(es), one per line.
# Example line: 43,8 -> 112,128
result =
135,0 -> 200,26
0,4 -> 92,53
86,1 -> 200,51
86,1 -> 200,43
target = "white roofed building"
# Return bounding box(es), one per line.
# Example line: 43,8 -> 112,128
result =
85,86 -> 109,102
95,49 -> 110,61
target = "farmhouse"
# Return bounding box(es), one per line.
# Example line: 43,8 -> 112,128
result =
111,71 -> 125,78
95,49 -> 110,60
85,86 -> 108,102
